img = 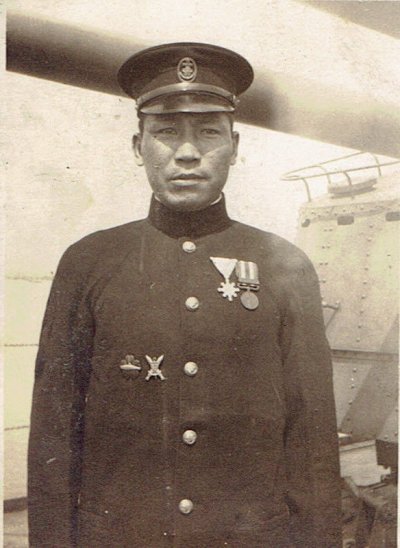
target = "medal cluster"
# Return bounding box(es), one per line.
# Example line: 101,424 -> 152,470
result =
210,257 -> 260,310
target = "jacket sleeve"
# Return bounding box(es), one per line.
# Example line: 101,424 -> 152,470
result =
28,245 -> 94,547
280,257 -> 342,547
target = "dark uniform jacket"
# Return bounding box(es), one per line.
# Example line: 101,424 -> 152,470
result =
28,196 -> 341,547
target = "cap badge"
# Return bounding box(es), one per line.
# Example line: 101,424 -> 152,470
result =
177,57 -> 198,82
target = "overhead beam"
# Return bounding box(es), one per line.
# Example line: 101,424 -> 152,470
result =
299,0 -> 400,40
6,11 -> 400,158
238,70 -> 400,158
6,11 -> 144,95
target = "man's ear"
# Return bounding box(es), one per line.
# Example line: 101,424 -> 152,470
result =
132,133 -> 144,166
230,131 -> 240,166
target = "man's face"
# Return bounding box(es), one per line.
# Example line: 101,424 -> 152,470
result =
133,111 -> 239,212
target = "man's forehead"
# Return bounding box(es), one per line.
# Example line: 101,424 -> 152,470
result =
143,112 -> 231,124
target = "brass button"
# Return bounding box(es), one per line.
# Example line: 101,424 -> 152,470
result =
185,297 -> 200,311
182,241 -> 196,253
184,362 -> 198,376
182,430 -> 197,445
179,499 -> 194,515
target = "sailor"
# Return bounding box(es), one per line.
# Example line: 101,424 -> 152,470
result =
28,43 -> 342,547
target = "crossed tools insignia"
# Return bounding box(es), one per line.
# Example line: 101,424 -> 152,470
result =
145,355 -> 166,381
119,354 -> 166,381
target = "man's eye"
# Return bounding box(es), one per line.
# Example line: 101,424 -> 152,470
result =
156,128 -> 177,135
201,128 -> 220,136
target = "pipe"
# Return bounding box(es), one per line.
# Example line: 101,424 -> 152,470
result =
6,11 -> 144,95
6,11 -> 400,157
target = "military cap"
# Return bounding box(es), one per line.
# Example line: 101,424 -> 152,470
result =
117,42 -> 254,114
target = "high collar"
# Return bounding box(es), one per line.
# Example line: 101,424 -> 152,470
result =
147,194 -> 232,238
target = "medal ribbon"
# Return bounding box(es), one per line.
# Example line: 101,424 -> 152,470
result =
210,257 -> 237,281
235,260 -> 259,285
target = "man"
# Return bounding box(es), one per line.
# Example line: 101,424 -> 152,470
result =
28,43 -> 341,547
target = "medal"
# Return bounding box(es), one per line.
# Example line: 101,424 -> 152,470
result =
240,290 -> 259,310
236,260 -> 260,310
210,257 -> 240,301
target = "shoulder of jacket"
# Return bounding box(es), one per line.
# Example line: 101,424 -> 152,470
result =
66,219 -> 144,255
57,219 -> 146,275
232,221 -> 314,273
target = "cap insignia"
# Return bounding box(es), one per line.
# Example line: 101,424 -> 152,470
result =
177,57 -> 198,83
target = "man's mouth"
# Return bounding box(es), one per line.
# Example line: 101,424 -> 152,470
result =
171,173 -> 205,180
170,173 -> 207,185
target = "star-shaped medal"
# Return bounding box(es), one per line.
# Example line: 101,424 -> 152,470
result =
210,257 -> 239,302
218,281 -> 240,301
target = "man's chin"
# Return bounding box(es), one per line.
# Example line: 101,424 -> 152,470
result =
158,192 -> 216,213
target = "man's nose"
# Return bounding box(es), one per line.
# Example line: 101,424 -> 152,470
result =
174,140 -> 201,163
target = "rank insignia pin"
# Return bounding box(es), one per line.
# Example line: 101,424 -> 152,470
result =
210,257 -> 240,301
145,355 -> 166,381
119,355 -> 142,371
235,260 -> 260,310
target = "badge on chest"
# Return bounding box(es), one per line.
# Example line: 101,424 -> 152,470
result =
119,354 -> 166,381
210,257 -> 260,310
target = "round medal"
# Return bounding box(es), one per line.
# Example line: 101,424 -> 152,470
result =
240,290 -> 259,310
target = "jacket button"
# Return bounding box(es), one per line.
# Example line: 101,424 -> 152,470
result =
179,499 -> 194,515
184,362 -> 198,376
182,430 -> 197,445
182,241 -> 196,253
185,297 -> 200,311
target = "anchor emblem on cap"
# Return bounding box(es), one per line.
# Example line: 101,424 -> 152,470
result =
177,57 -> 197,82
145,355 -> 166,381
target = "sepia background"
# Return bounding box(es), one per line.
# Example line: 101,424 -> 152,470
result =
3,0 -> 400,545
